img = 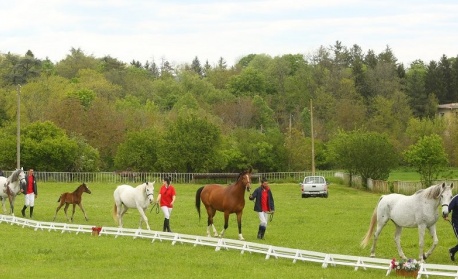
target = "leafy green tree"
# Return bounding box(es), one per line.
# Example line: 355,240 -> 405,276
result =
252,95 -> 276,130
284,128 -> 311,171
68,88 -> 96,109
231,127 -> 286,172
55,48 -> 99,79
405,60 -> 431,118
0,124 -> 18,168
0,121 -> 99,171
75,68 -> 123,101
328,130 -> 398,187
403,134 -> 448,187
114,127 -> 162,171
227,67 -> 267,97
404,117 -> 446,146
218,134 -> 250,172
156,114 -> 222,172
115,96 -> 159,132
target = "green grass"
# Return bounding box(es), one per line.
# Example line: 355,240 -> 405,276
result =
388,168 -> 458,181
1,182 -> 457,278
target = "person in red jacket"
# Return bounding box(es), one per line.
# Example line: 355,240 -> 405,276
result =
249,177 -> 275,239
156,176 -> 176,232
20,169 -> 38,218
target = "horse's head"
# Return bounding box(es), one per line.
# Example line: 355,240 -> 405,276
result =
239,168 -> 252,193
440,182 -> 454,218
82,183 -> 92,194
145,181 -> 155,204
17,168 -> 26,189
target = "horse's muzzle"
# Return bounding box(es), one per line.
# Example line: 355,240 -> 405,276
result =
442,204 -> 450,218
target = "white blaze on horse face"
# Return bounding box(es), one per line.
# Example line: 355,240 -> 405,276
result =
441,183 -> 454,217
245,174 -> 251,191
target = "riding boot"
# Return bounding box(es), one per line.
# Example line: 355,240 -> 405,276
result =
260,226 -> 266,239
450,245 -> 458,261
166,219 -> 172,232
30,206 -> 34,218
163,218 -> 167,232
21,205 -> 27,217
257,225 -> 263,239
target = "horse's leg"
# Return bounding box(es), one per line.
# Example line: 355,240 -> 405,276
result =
370,215 -> 389,257
205,207 -> 218,237
71,204 -> 76,222
64,203 -> 70,222
117,204 -> 124,228
53,202 -> 64,221
219,211 -> 230,238
78,203 -> 89,221
236,211 -> 244,240
422,225 -> 438,261
9,196 -> 15,216
1,197 -> 6,214
137,206 -> 150,230
394,225 -> 407,260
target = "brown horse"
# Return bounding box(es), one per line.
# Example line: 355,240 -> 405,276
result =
53,183 -> 92,222
195,169 -> 252,240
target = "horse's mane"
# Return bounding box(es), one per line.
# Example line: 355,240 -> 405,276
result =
237,168 -> 251,181
415,183 -> 442,200
74,183 -> 86,192
8,169 -> 22,182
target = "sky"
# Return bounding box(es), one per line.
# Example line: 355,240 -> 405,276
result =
1,0 -> 457,68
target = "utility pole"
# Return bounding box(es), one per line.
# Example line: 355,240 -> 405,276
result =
17,84 -> 21,169
310,99 -> 315,175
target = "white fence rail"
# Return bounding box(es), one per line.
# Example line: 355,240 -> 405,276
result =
2,214 -> 458,278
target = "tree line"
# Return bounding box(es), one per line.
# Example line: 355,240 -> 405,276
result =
0,41 -> 457,185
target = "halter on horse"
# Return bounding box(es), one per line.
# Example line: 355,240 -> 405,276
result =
195,169 -> 252,240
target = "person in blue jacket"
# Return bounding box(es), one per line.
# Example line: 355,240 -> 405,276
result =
249,177 -> 275,239
446,194 -> 458,261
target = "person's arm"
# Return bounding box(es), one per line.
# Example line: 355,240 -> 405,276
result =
249,188 -> 257,200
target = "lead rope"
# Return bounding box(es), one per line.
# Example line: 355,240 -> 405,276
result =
150,202 -> 160,214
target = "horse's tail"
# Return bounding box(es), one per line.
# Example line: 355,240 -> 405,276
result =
195,186 -> 204,221
57,194 -> 62,202
360,198 -> 380,248
112,203 -> 118,223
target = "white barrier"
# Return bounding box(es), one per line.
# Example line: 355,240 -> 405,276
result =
2,214 -> 458,278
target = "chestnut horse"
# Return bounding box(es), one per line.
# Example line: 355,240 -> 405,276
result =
195,169 -> 252,240
53,183 -> 92,222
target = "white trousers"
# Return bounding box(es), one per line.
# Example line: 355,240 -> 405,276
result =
257,211 -> 268,227
161,206 -> 173,219
24,193 -> 35,207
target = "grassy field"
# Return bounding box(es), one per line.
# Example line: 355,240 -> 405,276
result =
1,181 -> 457,278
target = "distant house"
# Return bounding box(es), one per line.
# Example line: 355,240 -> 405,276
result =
437,103 -> 458,121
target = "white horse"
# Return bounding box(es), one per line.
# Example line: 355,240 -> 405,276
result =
361,182 -> 454,261
0,168 -> 26,215
113,181 -> 155,230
